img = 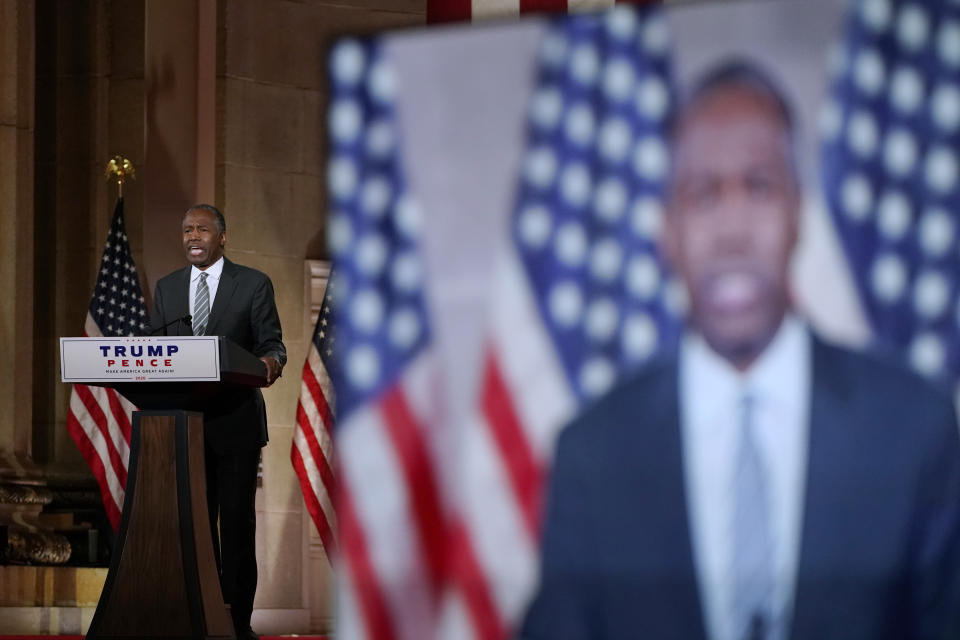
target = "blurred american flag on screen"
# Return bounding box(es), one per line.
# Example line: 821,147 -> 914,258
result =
310,0 -> 960,637
821,0 -> 960,383
312,6 -> 678,639
437,6 -> 679,638
323,37 -> 450,640
427,0 -> 660,25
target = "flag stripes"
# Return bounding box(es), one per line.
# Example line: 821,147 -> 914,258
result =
319,7 -> 674,639
293,342 -> 339,554
440,7 -> 677,637
66,198 -> 150,531
339,480 -> 398,640
479,355 -> 545,541
380,387 -> 448,593
427,0 -> 658,24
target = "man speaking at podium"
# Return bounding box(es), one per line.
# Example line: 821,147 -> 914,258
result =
524,63 -> 960,640
150,203 -> 286,640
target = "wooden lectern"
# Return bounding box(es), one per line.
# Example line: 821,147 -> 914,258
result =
60,336 -> 267,640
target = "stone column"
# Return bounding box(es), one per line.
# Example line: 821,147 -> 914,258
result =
0,0 -> 37,480
0,0 -> 70,567
142,0 -> 219,293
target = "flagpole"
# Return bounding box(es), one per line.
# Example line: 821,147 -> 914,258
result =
104,155 -> 135,199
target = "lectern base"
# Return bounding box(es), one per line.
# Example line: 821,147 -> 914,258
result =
86,411 -> 235,639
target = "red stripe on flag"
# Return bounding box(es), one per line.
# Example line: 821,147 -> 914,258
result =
520,0 -> 567,13
291,446 -> 337,556
339,484 -> 398,640
296,404 -> 338,508
105,387 -> 133,444
449,519 -> 506,640
66,402 -> 123,530
427,0 -> 471,23
480,352 -> 544,540
301,358 -> 335,437
380,386 -> 447,594
74,384 -> 128,488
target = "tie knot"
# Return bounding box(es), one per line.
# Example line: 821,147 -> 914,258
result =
199,272 -> 208,282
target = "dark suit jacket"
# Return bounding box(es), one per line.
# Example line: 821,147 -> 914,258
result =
150,257 -> 287,454
523,337 -> 960,640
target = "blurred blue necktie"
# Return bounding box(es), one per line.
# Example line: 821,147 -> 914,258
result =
730,393 -> 774,640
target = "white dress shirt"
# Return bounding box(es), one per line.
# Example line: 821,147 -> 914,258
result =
189,256 -> 224,320
679,315 -> 811,640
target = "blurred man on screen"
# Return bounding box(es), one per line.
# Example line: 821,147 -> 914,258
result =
523,62 -> 960,640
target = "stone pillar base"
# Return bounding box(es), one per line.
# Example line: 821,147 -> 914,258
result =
0,565 -> 106,633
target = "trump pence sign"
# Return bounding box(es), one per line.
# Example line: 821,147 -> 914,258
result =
60,336 -> 221,383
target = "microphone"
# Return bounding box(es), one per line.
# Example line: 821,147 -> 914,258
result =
149,314 -> 192,336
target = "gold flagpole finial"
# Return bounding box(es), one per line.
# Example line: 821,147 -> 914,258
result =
105,156 -> 136,199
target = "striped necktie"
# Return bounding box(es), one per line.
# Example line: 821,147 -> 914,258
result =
730,393 -> 774,640
193,272 -> 210,336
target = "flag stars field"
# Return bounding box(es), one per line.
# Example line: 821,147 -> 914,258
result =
513,9 -> 679,400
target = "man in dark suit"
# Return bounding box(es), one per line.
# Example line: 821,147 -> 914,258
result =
150,204 -> 286,640
523,62 -> 960,639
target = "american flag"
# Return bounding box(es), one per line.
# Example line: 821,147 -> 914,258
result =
427,0 -> 659,25
821,0 -> 960,381
66,198 -> 150,530
292,284 -> 338,556
322,6 -> 676,639
325,38 -> 449,640
438,6 -> 678,638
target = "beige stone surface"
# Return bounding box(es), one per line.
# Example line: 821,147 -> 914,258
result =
53,423 -> 90,473
52,1 -> 99,76
254,509 -> 304,609
0,0 -> 34,459
224,167 -> 324,264
225,0 -> 317,89
243,82 -> 308,172
0,566 -> 107,607
0,127 -> 19,454
258,425 -> 302,514
263,343 -> 305,427
223,164 -> 324,265
251,607 -> 311,634
294,1 -> 426,44
222,164 -> 296,256
226,251 -> 306,337
298,89 -> 326,177
224,1 -> 424,91
107,79 -> 146,161
220,76 -> 247,166
109,0 -> 145,80
308,550 -> 335,633
320,0 -> 424,12
53,248 -> 98,340
293,172 -> 327,260
0,2 -> 17,125
0,606 -> 96,634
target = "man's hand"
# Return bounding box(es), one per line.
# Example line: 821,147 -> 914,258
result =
259,356 -> 283,387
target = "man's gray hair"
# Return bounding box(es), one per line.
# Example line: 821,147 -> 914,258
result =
186,203 -> 227,234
